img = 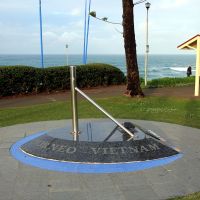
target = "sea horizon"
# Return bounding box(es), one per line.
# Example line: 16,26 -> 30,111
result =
0,54 -> 196,80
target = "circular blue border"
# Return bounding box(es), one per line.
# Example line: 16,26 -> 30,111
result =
10,131 -> 183,174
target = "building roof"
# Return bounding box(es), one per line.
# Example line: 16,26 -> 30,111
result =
177,34 -> 200,50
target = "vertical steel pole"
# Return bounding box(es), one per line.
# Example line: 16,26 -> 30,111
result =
144,4 -> 150,86
70,66 -> 79,141
39,0 -> 44,68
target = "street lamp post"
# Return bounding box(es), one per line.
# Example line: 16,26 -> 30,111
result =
66,44 -> 69,66
144,2 -> 150,86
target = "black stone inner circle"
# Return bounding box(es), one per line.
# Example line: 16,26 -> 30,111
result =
46,121 -> 146,142
21,134 -> 179,163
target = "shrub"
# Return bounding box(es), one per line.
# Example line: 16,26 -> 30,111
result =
0,63 -> 125,97
76,63 -> 125,87
43,66 -> 70,92
0,66 -> 42,96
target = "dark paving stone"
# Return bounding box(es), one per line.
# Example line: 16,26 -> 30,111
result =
21,133 -> 179,163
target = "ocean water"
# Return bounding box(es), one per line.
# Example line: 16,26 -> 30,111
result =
0,54 -> 196,80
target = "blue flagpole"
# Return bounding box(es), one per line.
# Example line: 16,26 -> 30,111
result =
85,0 -> 91,64
83,0 -> 88,64
39,0 -> 44,68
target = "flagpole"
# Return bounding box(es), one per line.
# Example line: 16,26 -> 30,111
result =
85,0 -> 91,64
83,0 -> 88,64
39,0 -> 44,68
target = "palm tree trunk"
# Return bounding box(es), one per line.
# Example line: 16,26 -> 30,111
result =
122,0 -> 144,97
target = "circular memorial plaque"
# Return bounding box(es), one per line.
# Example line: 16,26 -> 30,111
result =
10,120 -> 182,173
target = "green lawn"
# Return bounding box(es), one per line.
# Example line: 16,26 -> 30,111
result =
0,96 -> 200,128
168,192 -> 200,200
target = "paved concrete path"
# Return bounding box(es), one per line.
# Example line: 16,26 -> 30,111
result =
0,119 -> 200,200
0,85 -> 199,109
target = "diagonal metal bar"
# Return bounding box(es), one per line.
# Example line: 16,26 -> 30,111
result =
75,87 -> 134,138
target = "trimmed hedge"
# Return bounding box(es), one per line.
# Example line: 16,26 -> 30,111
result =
0,63 -> 125,97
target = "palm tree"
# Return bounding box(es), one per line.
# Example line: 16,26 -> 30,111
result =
122,0 -> 144,97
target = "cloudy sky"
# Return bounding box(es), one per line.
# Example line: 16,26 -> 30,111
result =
0,0 -> 199,55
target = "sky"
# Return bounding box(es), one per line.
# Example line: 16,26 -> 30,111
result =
0,0 -> 199,55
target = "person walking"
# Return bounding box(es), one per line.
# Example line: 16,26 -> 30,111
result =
187,66 -> 192,77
